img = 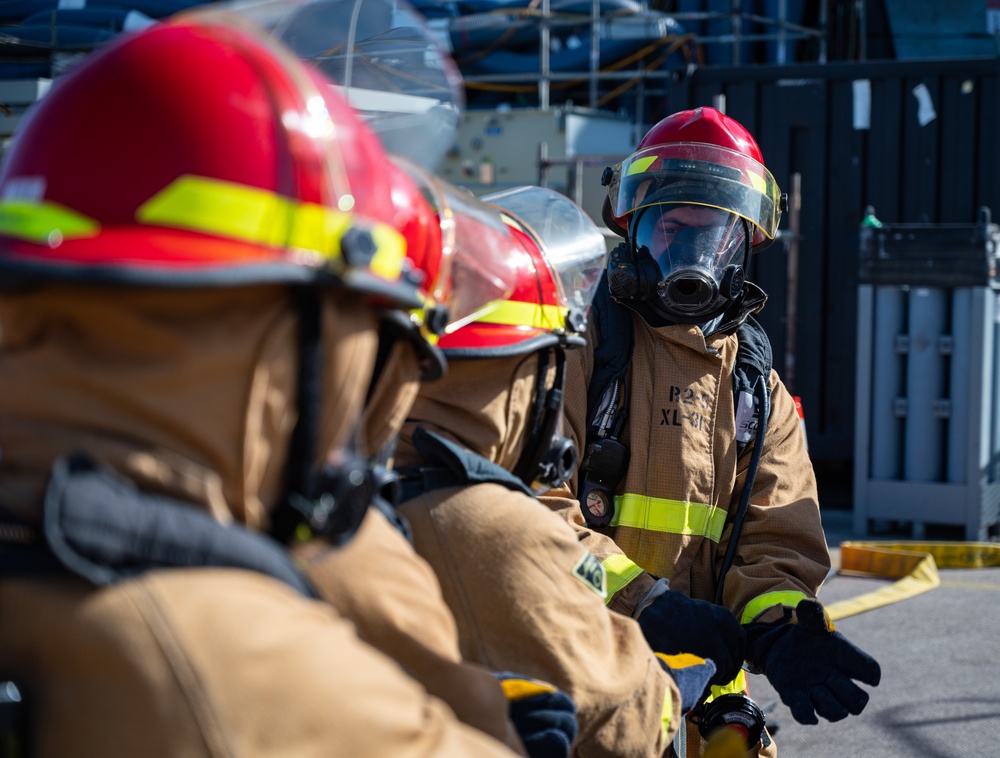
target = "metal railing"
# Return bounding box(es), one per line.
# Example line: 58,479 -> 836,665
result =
451,0 -> 829,109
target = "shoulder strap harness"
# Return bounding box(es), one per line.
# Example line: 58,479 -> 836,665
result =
578,274 -> 774,601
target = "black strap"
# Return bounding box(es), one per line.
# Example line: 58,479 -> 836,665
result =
733,315 -> 773,456
10,455 -> 319,598
584,271 -> 634,450
398,428 -> 533,502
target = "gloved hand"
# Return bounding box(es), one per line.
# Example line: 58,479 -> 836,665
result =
655,652 -> 717,714
634,580 -> 747,688
745,599 -> 881,725
495,672 -> 577,758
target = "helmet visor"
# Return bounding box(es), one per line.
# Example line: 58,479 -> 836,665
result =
608,142 -> 781,240
394,158 -> 519,331
480,186 -> 607,316
215,0 -> 464,173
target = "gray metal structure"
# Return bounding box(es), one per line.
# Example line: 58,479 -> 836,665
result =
853,210 -> 1000,539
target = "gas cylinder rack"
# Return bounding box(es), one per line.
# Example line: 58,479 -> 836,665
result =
853,207 -> 1000,540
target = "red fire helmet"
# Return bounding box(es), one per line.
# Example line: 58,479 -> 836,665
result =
0,14 -> 420,308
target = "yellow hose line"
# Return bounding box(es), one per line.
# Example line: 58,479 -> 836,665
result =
825,541 -> 1000,621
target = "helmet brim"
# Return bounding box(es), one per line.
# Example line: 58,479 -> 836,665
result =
0,228 -> 423,308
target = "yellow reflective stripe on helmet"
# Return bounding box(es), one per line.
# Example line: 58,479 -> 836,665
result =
138,174 -> 352,257
740,590 -> 810,624
138,174 -> 407,278
0,200 -> 99,242
626,155 -> 658,175
601,553 -> 645,604
476,299 -> 567,330
611,494 -> 728,542
705,669 -> 747,702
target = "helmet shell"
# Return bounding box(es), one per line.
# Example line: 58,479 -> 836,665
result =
637,106 -> 763,161
0,18 -> 418,307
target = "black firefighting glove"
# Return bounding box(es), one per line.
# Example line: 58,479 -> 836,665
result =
655,653 -> 717,714
495,672 -> 577,758
745,599 -> 881,725
634,579 -> 747,688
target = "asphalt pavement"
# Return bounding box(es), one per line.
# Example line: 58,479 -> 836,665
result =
742,508 -> 1000,757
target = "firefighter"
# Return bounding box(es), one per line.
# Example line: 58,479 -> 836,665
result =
0,15 -> 563,758
378,178 -> 723,756
294,157 -> 580,758
537,106 -> 882,756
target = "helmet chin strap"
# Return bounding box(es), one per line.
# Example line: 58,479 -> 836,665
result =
270,287 -> 375,547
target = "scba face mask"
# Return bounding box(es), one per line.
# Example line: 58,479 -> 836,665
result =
629,204 -> 749,324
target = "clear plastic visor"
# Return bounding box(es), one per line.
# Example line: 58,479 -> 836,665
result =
632,204 -> 747,283
393,158 -> 519,331
213,0 -> 464,173
480,186 -> 607,315
608,142 -> 781,240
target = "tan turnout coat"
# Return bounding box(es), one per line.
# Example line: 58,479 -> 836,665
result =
0,285 -> 523,758
392,353 -> 683,757
539,302 -> 832,756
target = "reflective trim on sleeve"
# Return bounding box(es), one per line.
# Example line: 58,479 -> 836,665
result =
611,494 -> 728,542
660,675 -> 674,745
740,590 -> 810,624
601,553 -> 645,605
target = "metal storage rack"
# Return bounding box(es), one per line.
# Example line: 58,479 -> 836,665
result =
853,207 -> 1000,540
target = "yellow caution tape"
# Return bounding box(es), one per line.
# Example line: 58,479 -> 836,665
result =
825,541 -> 1000,621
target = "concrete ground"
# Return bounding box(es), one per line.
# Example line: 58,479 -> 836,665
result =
742,507 -> 1000,757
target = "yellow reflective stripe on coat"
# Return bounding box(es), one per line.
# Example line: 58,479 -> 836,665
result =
0,199 -> 99,242
601,553 -> 645,604
739,590 -> 810,624
611,494 -> 728,542
475,299 -> 567,330
655,660 -> 675,745
661,687 -> 673,746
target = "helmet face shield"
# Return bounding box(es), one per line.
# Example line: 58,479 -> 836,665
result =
631,204 -> 748,320
481,185 -> 607,319
393,158 -> 519,332
213,0 -> 464,173
437,185 -> 608,355
608,142 -> 782,242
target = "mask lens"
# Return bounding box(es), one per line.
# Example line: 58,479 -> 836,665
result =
634,205 -> 745,281
631,205 -> 747,319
